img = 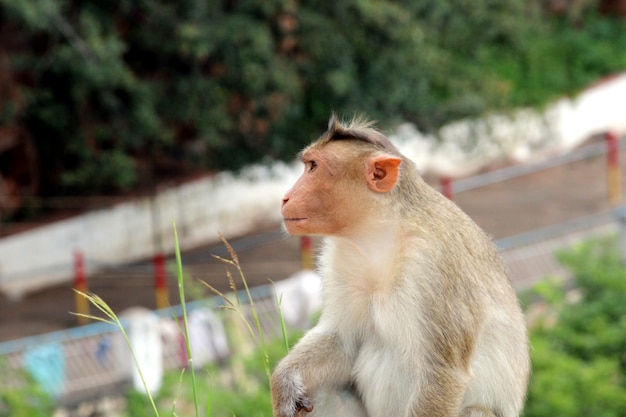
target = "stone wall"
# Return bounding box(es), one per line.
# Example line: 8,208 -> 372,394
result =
0,162 -> 299,299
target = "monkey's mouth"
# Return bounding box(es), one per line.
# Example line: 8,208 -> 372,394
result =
283,217 -> 307,222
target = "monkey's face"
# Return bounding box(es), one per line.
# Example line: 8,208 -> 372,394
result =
281,146 -> 357,236
281,142 -> 401,237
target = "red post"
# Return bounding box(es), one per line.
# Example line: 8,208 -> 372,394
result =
153,253 -> 169,309
606,131 -> 621,205
300,236 -> 314,270
74,250 -> 90,325
441,176 -> 453,200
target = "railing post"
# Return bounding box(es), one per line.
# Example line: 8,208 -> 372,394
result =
153,253 -> 169,309
73,250 -> 89,325
606,131 -> 621,205
441,176 -> 453,200
301,236 -> 314,270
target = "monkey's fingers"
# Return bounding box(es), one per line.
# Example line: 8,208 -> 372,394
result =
295,397 -> 314,413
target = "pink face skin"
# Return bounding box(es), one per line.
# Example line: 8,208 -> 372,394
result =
281,147 -> 341,236
281,143 -> 401,237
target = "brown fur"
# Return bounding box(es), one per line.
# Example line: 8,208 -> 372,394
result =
272,115 -> 530,417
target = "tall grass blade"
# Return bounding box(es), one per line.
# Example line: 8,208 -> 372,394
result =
217,234 -> 271,383
205,235 -> 277,386
169,368 -> 186,417
204,373 -> 214,417
72,290 -> 161,417
271,282 -> 290,354
172,221 -> 200,417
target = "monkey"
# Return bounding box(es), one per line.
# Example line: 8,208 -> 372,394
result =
271,114 -> 530,417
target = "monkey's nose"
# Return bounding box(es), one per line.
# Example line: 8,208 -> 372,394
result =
281,196 -> 289,207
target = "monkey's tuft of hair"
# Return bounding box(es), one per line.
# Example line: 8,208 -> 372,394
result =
321,114 -> 401,157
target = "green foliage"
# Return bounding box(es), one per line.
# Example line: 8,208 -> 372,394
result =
0,361 -> 54,417
481,14 -> 626,107
527,336 -> 625,417
0,389 -> 53,417
523,237 -> 626,417
141,366 -> 273,417
1,0 -> 626,200
551,238 -> 626,363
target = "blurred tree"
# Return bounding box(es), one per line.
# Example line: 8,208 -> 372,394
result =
0,0 -> 624,209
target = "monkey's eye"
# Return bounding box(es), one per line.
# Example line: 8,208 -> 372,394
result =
307,160 -> 317,172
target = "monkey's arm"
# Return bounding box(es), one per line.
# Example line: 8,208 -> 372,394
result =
271,326 -> 356,417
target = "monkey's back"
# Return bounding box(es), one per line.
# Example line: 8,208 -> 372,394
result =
405,182 -> 530,417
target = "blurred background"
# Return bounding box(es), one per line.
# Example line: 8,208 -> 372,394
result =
0,0 -> 626,416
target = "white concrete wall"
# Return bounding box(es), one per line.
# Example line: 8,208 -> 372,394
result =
0,163 -> 300,299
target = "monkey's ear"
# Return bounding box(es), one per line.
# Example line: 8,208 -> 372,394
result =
366,155 -> 402,193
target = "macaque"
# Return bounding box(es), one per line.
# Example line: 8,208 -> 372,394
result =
271,114 -> 530,417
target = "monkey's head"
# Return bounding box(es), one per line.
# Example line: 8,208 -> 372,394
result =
281,114 -> 409,237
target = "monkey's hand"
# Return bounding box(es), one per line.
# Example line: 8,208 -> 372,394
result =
271,366 -> 314,417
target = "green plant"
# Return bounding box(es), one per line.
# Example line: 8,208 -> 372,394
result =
172,222 -> 201,417
74,222 -> 202,417
0,361 -> 54,417
523,236 -> 626,417
72,291 -> 163,416
202,235 -> 276,384
74,225 -> 296,416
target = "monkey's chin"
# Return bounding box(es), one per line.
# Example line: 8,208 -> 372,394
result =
282,218 -> 308,236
